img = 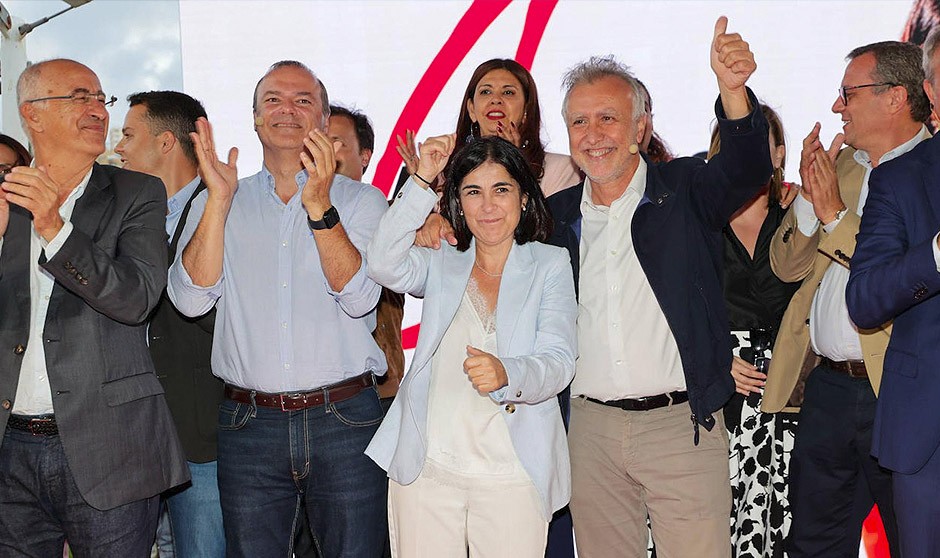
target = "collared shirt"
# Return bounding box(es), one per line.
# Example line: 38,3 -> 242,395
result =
168,167 -> 388,393
574,158 -> 686,400
13,168 -> 93,414
794,125 -> 930,360
166,176 -> 201,239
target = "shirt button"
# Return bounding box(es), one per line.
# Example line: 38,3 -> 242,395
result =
281,283 -> 288,288
43,295 -> 50,301
284,363 -> 291,370
610,250 -> 617,256
615,360 -> 623,366
282,242 -> 288,247
281,322 -> 288,329
612,323 -> 619,328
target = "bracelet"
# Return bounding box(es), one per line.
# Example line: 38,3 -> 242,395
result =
413,172 -> 433,186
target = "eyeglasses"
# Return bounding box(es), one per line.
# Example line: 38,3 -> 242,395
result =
24,91 -> 117,107
838,82 -> 898,105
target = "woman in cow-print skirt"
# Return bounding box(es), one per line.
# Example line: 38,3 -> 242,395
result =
710,104 -> 801,557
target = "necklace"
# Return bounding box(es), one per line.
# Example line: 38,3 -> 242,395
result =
474,261 -> 502,277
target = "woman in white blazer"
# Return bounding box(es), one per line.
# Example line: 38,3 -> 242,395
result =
366,135 -> 577,557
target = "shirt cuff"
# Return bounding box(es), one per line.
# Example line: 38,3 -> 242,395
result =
822,213 -> 844,235
171,258 -> 223,298
793,194 -> 820,237
326,257 -> 371,298
40,221 -> 73,259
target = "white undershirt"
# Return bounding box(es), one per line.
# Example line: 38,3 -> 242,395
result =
573,159 -> 686,400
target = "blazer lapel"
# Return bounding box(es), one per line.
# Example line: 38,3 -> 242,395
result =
496,242 -> 534,354
437,243 -> 474,335
70,165 -> 114,242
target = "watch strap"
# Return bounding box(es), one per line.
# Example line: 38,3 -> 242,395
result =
308,206 -> 340,230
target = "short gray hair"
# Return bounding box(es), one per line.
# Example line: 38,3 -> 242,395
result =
848,41 -> 930,123
16,59 -> 90,137
561,55 -> 646,123
923,27 -> 940,85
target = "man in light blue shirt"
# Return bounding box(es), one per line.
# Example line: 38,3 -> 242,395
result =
168,61 -> 389,557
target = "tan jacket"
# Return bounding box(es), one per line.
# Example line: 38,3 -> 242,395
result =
762,148 -> 891,413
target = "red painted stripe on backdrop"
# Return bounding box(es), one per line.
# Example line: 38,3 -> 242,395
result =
401,324 -> 420,350
514,0 -> 560,70
862,505 -> 890,558
372,0 -> 512,196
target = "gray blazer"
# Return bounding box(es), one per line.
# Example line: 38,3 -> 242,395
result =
365,181 -> 578,520
0,164 -> 189,510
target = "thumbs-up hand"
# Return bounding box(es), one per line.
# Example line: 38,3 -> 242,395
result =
463,345 -> 509,395
711,16 -> 757,94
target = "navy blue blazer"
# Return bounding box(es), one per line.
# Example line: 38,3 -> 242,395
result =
546,91 -> 771,434
847,134 -> 940,474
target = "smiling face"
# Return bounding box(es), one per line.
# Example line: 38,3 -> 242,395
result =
115,104 -> 163,174
22,60 -> 109,160
565,76 -> 645,191
253,65 -> 326,152
832,52 -> 893,153
459,160 -> 527,249
466,69 -> 526,138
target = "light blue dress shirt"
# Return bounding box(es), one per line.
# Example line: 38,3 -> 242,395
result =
166,176 -> 202,239
168,167 -> 388,393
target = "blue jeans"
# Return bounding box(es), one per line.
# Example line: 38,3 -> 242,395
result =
217,387 -> 387,558
166,461 -> 225,558
0,426 -> 159,557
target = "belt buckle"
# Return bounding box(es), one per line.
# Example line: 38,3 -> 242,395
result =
28,417 -> 52,436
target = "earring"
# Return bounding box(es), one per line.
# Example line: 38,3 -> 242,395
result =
459,209 -> 464,216
628,143 -> 639,155
467,121 -> 480,143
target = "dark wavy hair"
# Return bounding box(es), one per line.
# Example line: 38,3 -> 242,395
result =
0,134 -> 30,167
448,59 -> 546,185
440,137 -> 552,252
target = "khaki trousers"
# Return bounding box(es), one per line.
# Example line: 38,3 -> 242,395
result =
388,461 -> 548,558
569,397 -> 732,558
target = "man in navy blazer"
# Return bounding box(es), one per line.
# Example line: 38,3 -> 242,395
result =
546,18 -> 770,557
0,59 -> 188,556
846,29 -> 940,558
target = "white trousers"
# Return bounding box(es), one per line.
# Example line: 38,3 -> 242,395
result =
388,461 -> 548,558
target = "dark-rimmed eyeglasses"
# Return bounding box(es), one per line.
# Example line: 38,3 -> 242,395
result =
838,82 -> 898,105
24,91 -> 117,108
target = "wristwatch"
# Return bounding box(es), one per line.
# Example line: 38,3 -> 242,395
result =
307,206 -> 340,230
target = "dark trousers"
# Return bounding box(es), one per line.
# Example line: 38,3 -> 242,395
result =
787,365 -> 900,557
0,427 -> 159,558
217,388 -> 387,558
893,441 -> 940,558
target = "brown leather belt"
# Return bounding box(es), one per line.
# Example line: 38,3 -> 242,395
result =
587,390 -> 689,412
7,414 -> 58,436
820,356 -> 868,379
224,373 -> 375,411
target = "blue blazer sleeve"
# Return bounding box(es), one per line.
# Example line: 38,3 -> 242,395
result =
847,160 -> 940,328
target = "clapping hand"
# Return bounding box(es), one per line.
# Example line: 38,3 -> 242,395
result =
191,117 -> 239,208
301,129 -> 340,219
2,166 -> 63,242
798,123 -> 845,224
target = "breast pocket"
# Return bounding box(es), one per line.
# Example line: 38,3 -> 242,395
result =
101,372 -> 165,407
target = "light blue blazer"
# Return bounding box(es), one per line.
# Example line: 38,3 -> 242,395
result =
364,180 -> 578,520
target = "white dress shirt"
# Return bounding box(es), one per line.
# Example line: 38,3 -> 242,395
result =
794,126 -> 930,360
573,159 -> 686,400
13,168 -> 93,414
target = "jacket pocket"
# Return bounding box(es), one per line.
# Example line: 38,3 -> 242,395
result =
884,347 -> 917,378
102,372 -> 165,407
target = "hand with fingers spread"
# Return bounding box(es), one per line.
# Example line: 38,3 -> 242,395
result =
463,345 -> 508,394
396,129 -> 420,176
301,129 -> 339,219
415,213 -> 457,249
730,356 -> 766,396
414,133 -> 456,188
191,117 -> 239,208
495,120 -> 523,148
711,16 -> 757,118
2,166 -> 64,242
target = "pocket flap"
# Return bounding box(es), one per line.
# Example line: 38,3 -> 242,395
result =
884,348 -> 917,378
102,373 -> 166,406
